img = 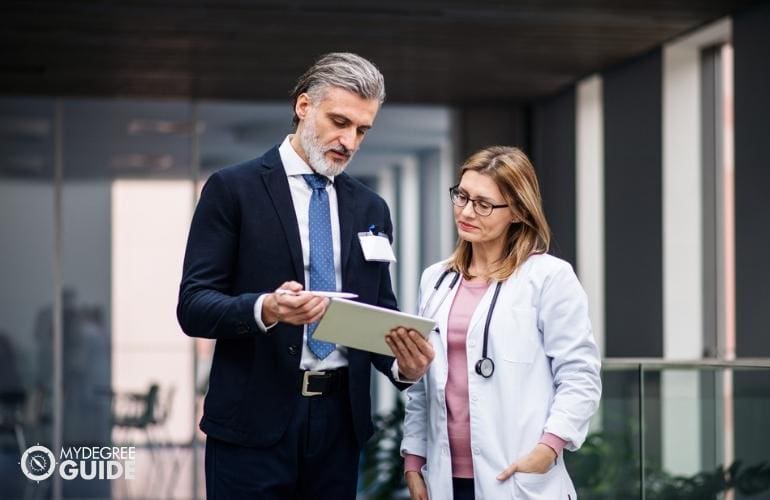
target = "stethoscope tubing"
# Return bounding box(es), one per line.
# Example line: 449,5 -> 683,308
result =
420,268 -> 502,378
420,269 -> 460,319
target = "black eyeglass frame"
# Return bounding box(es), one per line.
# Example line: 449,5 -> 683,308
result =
449,185 -> 509,217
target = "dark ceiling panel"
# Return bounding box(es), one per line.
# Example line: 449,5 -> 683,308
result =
0,0 -> 757,103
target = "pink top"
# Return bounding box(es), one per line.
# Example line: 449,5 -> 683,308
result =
405,279 -> 568,478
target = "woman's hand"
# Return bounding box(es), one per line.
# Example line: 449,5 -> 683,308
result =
496,443 -> 557,481
405,470 -> 429,500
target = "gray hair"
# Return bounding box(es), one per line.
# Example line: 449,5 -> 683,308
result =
290,52 -> 386,126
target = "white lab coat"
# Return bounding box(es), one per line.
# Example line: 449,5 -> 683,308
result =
401,253 -> 602,499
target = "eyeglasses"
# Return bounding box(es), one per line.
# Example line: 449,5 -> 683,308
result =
449,186 -> 509,217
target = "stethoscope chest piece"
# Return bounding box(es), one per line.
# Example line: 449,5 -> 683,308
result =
475,357 -> 495,378
423,269 -> 504,380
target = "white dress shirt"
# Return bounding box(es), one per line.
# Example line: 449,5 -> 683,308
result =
253,135 -> 348,370
253,136 -> 408,380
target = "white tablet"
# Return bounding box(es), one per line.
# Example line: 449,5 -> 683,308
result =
312,298 -> 436,356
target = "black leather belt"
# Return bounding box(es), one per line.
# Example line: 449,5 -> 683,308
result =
299,368 -> 348,397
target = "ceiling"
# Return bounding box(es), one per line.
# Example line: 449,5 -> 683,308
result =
0,0 -> 755,104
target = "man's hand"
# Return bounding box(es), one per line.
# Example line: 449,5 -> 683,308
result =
405,470 -> 429,500
262,281 -> 329,326
496,443 -> 557,481
385,327 -> 435,380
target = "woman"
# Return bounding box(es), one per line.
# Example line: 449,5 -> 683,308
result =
391,146 -> 601,499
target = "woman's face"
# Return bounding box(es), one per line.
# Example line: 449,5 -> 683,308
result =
454,170 -> 514,245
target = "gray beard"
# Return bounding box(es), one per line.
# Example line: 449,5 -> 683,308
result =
299,115 -> 353,177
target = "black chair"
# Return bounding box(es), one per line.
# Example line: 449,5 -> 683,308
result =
112,383 -> 160,431
110,383 -> 178,498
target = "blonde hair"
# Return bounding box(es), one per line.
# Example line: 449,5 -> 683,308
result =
447,146 -> 551,281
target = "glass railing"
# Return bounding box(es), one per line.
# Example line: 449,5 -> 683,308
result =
359,358 -> 770,500
568,359 -> 770,500
4,359 -> 769,499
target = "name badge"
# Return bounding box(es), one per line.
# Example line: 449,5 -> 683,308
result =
358,232 -> 397,262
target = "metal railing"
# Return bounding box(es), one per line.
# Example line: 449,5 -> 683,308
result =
570,358 -> 770,500
603,357 -> 770,370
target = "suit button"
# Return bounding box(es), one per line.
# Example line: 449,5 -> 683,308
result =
288,345 -> 299,355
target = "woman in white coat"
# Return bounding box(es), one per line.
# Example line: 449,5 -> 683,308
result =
389,146 -> 601,500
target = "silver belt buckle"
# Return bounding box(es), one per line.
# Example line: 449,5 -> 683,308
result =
301,370 -> 325,396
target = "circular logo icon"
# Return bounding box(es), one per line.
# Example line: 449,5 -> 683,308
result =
20,445 -> 56,482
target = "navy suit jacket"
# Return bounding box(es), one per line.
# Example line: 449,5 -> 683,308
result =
177,146 -> 406,448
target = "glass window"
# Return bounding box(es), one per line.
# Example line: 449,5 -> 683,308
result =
0,97 -> 55,497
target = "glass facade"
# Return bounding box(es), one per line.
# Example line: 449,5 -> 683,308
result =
0,97 -> 56,499
0,97 -> 453,498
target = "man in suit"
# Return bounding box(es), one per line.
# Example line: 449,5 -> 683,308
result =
177,52 -> 434,499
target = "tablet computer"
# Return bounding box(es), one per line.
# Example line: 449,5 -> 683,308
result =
312,298 -> 436,356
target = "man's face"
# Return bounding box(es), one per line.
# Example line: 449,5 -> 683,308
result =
294,86 -> 380,176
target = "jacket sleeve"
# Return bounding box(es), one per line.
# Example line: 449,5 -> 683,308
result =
401,374 -> 429,459
400,269 -> 435,458
539,260 -> 602,451
176,171 -> 261,339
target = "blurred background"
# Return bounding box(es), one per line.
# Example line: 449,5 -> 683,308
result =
1,1 -> 769,498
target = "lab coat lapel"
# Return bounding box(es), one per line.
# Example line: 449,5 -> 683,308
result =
466,264 -> 529,337
433,277 -> 462,354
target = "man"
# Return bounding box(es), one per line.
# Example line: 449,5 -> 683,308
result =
177,52 -> 434,499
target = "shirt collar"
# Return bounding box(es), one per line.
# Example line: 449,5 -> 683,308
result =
278,135 -> 335,183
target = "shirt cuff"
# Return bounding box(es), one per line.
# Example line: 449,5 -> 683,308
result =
539,432 -> 568,456
254,294 -> 278,333
404,453 -> 426,474
391,359 -> 416,384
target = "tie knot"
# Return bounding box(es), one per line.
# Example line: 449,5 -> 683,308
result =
302,173 -> 328,191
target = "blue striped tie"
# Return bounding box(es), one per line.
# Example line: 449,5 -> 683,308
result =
302,174 -> 337,359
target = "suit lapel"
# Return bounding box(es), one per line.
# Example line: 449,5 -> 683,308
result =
335,173 -> 357,288
259,148 -> 304,284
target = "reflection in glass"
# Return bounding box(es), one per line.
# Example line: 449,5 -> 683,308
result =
0,97 -> 56,498
567,364 -> 770,500
59,99 -> 196,499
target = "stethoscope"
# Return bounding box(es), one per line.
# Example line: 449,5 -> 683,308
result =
420,269 -> 503,378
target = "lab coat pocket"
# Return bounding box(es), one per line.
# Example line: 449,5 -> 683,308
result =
514,465 -> 555,484
512,464 -> 565,499
500,307 -> 538,364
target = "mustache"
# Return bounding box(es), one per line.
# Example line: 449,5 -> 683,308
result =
326,145 -> 353,158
